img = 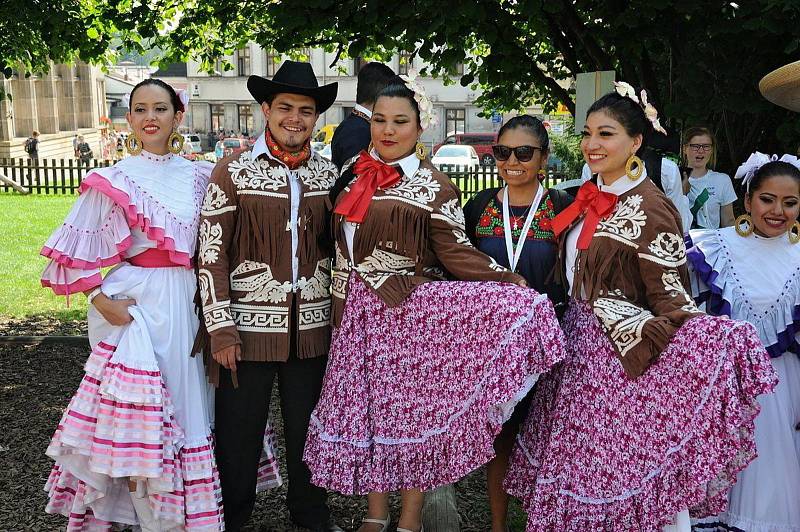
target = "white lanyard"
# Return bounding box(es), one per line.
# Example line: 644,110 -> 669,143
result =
502,184 -> 544,273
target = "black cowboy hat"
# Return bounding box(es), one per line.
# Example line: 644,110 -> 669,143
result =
247,60 -> 338,113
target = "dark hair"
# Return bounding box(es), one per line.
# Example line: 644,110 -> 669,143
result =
586,92 -> 651,153
374,77 -> 420,125
356,62 -> 396,105
748,160 -> 800,197
498,115 -> 549,151
129,78 -> 184,113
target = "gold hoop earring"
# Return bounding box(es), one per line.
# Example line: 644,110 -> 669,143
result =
125,133 -> 142,156
625,155 -> 644,180
735,214 -> 754,237
789,221 -> 800,244
367,141 -> 375,153
168,131 -> 184,154
415,142 -> 426,160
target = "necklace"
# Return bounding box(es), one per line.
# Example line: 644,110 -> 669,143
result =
511,203 -> 534,230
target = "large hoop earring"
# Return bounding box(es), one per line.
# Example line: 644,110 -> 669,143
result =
125,133 -> 142,156
367,141 -> 375,153
789,221 -> 800,244
625,155 -> 644,180
168,131 -> 184,154
735,214 -> 754,237
415,142 -> 427,160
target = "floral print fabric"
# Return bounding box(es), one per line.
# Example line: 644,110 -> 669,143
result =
505,301 -> 777,532
303,274 -> 566,494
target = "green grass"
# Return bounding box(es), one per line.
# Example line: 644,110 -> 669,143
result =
0,193 -> 86,320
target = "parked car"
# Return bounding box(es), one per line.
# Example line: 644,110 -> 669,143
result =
184,134 -> 202,154
431,144 -> 480,174
313,123 -> 338,144
434,132 -> 497,166
215,138 -> 250,160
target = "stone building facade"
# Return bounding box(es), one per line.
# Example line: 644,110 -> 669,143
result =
0,62 -> 106,159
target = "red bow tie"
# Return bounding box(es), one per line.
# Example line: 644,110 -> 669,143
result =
551,181 -> 618,249
334,151 -> 402,223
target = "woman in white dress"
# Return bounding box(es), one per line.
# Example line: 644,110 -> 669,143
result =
688,153 -> 800,531
40,79 -> 280,531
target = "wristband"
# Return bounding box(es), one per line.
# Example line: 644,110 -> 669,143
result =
87,287 -> 103,305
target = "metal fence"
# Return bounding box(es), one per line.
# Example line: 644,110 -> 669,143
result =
0,158 -> 113,195
0,158 -> 569,201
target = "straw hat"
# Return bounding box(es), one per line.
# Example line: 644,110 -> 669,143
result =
759,60 -> 800,112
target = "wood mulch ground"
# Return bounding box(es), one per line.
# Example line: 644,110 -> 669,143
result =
0,316 -> 525,531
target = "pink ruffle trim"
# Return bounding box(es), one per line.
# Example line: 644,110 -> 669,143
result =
41,236 -> 132,270
45,341 -> 224,531
41,272 -> 103,296
79,172 -> 193,268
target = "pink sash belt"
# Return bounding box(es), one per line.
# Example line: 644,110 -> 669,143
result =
127,249 -> 192,269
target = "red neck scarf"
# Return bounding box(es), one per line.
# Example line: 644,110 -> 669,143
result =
334,151 -> 402,223
265,129 -> 310,169
551,181 -> 618,249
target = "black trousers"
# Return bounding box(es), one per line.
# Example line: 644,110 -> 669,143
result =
215,347 -> 329,531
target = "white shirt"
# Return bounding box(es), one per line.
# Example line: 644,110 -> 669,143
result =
252,133 -> 302,287
354,103 -> 373,119
686,169 -> 736,229
566,171 -> 643,295
343,150 -> 421,260
582,158 -> 692,231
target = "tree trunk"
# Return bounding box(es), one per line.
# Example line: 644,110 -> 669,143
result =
422,484 -> 460,531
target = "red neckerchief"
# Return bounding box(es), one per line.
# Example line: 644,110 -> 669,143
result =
551,181 -> 618,249
334,151 -> 402,223
265,129 -> 310,169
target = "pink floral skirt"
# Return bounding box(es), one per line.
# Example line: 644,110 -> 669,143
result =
505,301 -> 778,532
303,275 -> 566,494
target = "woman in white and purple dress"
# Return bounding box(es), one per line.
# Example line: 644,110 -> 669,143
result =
505,87 -> 777,531
40,79 -> 280,531
688,154 -> 800,532
303,76 -> 566,532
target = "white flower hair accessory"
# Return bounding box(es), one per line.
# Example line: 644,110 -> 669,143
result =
735,151 -> 800,191
613,81 -> 667,135
400,68 -> 439,130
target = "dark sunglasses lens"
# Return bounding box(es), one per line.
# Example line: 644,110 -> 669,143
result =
492,145 -> 511,160
514,146 -> 535,162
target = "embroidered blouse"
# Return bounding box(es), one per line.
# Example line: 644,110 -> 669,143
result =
472,193 -> 564,308
331,152 -> 523,327
564,172 -> 701,378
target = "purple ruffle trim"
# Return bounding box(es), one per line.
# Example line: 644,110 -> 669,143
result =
685,234 -> 800,357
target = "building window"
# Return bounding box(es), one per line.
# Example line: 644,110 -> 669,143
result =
342,106 -> 354,121
398,52 -> 413,76
445,108 -> 465,135
450,62 -> 465,76
265,49 -> 281,76
238,104 -> 254,135
211,104 -> 225,131
237,47 -> 251,76
353,57 -> 369,76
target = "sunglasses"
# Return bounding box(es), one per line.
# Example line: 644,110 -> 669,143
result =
492,144 -> 542,163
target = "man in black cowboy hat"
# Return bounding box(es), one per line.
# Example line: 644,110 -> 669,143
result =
198,60 -> 342,532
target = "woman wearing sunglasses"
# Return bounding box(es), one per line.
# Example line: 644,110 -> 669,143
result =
682,126 -> 737,229
463,115 -> 572,531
